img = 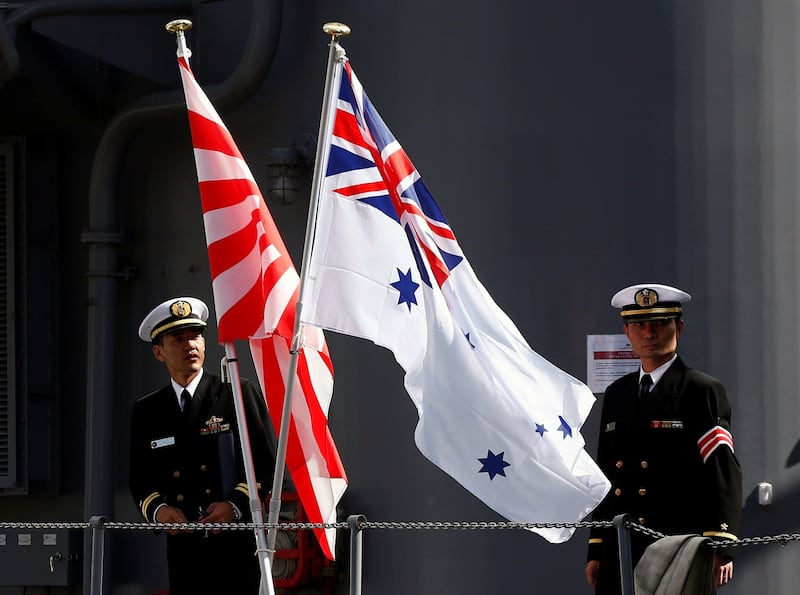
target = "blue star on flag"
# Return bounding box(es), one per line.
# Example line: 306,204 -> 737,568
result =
557,415 -> 573,439
535,423 -> 547,437
478,449 -> 510,480
390,268 -> 420,311
464,331 -> 476,349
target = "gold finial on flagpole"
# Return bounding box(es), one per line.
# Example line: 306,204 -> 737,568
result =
165,19 -> 193,33
166,19 -> 192,35
323,22 -> 351,40
323,22 -> 350,62
165,19 -> 193,58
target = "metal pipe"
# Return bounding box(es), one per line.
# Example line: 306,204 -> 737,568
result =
5,0 -> 191,27
88,516 -> 107,595
613,513 -> 634,595
1,0 -> 191,86
348,515 -> 366,595
0,12 -> 19,83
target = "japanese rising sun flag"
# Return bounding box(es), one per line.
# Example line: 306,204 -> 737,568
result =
176,51 -> 346,559
301,59 -> 609,542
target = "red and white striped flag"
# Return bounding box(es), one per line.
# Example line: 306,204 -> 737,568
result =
177,52 -> 347,560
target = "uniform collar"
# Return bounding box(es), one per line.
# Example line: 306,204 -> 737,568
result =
640,353 -> 677,388
170,368 -> 204,403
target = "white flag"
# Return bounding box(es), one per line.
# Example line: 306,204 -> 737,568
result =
301,61 -> 610,543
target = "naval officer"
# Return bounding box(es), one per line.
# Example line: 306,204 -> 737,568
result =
585,284 -> 742,593
129,296 -> 276,595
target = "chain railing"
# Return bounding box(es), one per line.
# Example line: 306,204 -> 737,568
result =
1,516 -> 797,595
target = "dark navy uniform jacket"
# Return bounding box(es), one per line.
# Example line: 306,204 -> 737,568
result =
587,356 -> 742,594
129,371 -> 276,595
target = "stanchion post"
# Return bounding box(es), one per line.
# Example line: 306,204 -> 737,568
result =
613,513 -> 634,595
347,515 -> 366,595
89,516 -> 107,595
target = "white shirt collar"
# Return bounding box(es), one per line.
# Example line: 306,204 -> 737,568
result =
170,368 -> 204,405
640,354 -> 677,388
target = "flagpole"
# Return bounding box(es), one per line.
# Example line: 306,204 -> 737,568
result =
166,20 -> 275,595
264,21 -> 350,555
223,343 -> 275,595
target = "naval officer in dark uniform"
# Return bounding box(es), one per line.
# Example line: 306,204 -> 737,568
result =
129,296 -> 277,595
585,284 -> 742,593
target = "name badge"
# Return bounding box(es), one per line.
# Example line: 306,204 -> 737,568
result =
150,436 -> 176,449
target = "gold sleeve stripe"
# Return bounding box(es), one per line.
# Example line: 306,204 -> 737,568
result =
141,492 -> 161,517
589,538 -> 603,544
702,531 -> 738,541
235,483 -> 250,497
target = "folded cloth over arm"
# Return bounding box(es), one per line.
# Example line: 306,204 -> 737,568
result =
634,535 -> 715,595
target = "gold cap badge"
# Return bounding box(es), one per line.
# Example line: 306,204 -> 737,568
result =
170,300 -> 193,318
635,288 -> 659,307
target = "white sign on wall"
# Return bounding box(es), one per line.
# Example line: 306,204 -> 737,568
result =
586,334 -> 640,394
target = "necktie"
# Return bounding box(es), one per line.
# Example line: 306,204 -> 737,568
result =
639,374 -> 653,397
180,389 -> 192,414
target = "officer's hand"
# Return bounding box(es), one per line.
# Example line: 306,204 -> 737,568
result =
714,554 -> 733,587
199,501 -> 236,534
585,560 -> 600,589
155,505 -> 189,535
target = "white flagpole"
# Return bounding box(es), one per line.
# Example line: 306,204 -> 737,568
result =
223,344 -> 275,595
166,20 -> 275,595
264,21 -> 351,555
